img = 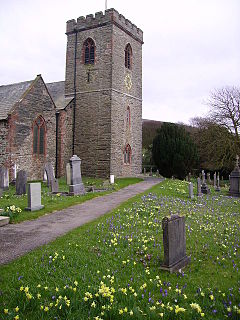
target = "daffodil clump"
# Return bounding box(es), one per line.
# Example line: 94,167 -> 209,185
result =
0,179 -> 239,319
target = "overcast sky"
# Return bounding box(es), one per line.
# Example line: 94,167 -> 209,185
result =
0,0 -> 239,124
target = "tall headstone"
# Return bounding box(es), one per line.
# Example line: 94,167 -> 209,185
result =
44,163 -> 55,187
66,163 -> 71,185
149,167 -> 152,176
201,170 -> 205,184
160,215 -> 190,273
197,177 -> 202,196
69,155 -> 85,195
188,182 -> 194,199
16,170 -> 27,195
213,172 -> 217,188
110,174 -> 114,184
25,183 -> 44,211
216,173 -> 221,192
188,172 -> 191,182
201,170 -> 210,194
156,169 -> 159,177
229,155 -> 240,197
207,173 -> 211,184
0,167 -> 9,190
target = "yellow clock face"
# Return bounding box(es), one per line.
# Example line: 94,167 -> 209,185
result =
125,74 -> 132,91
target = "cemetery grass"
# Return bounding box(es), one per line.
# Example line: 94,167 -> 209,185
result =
0,179 -> 239,319
0,177 -> 143,223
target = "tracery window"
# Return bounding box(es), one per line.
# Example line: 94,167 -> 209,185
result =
125,44 -> 132,69
33,116 -> 46,156
83,38 -> 95,64
124,144 -> 132,164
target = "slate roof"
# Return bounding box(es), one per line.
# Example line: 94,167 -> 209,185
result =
46,81 -> 73,111
0,78 -> 73,120
0,80 -> 33,120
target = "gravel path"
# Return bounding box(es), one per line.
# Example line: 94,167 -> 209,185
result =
0,178 -> 163,265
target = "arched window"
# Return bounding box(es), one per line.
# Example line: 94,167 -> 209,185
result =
83,38 -> 95,65
33,116 -> 46,156
125,44 -> 132,69
126,106 -> 130,127
124,144 -> 132,164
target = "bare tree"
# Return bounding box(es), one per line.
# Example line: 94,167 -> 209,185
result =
207,86 -> 240,147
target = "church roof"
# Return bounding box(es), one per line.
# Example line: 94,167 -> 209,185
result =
46,81 -> 73,111
0,78 -> 73,120
0,80 -> 33,120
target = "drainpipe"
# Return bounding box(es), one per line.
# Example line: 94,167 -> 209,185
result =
55,112 -> 59,177
72,29 -> 78,155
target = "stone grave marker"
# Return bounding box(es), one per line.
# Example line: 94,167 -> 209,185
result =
229,155 -> 240,197
216,173 -> 221,192
201,170 -> 210,194
110,174 -> 115,184
160,215 -> 190,273
0,166 -> 9,190
44,163 -> 55,187
69,155 -> 85,195
50,178 -> 59,193
149,167 -> 152,176
16,170 -> 27,195
188,172 -> 191,182
25,183 -> 44,211
213,172 -> 217,188
156,169 -> 159,177
207,173 -> 211,184
201,170 -> 205,184
66,163 -> 71,185
188,182 -> 194,199
197,177 -> 202,196
0,216 -> 10,227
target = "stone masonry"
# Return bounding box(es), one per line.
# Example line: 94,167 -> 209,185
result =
65,9 -> 143,177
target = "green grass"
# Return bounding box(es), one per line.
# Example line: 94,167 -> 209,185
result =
0,179 -> 239,320
0,177 -> 143,223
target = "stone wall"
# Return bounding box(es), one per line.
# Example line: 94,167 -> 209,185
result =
57,102 -> 73,177
6,76 -> 56,180
0,120 -> 9,167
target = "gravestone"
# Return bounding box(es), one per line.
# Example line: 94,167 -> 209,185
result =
50,178 -> 59,193
156,169 -> 159,177
16,170 -> 27,195
43,170 -> 47,183
143,168 -> 146,175
213,172 -> 217,188
188,172 -> 191,182
188,182 -> 194,199
149,167 -> 152,176
0,216 -> 10,227
10,163 -> 17,185
197,177 -> 202,196
201,170 -> 210,194
0,167 -> 9,190
207,173 -> 211,184
25,183 -> 44,211
69,155 -> 85,195
216,173 -> 221,192
66,163 -> 71,185
229,155 -> 240,197
44,163 -> 55,187
160,215 -> 190,273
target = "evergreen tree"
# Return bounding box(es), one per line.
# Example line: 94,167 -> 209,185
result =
152,123 -> 198,179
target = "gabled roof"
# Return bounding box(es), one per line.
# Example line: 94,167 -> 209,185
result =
0,80 -> 33,120
0,78 -> 73,120
46,81 -> 73,111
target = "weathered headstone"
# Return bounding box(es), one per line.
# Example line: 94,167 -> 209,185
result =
229,155 -> 240,197
0,166 -> 9,190
43,170 -> 47,183
25,183 -> 44,211
69,155 -> 85,195
201,170 -> 210,194
149,167 -> 152,176
213,172 -> 217,188
16,170 -> 27,195
188,182 -> 194,199
66,163 -> 71,185
216,173 -> 221,192
207,173 -> 211,184
160,215 -> 190,273
50,178 -> 59,193
156,169 -> 159,177
197,177 -> 202,196
44,163 -> 55,187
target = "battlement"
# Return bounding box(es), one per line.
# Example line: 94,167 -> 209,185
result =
66,8 -> 143,43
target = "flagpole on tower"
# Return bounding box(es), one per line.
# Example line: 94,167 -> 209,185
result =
105,0 -> 107,11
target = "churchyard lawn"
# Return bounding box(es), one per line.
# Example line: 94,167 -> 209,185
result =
0,179 -> 239,319
0,177 -> 143,223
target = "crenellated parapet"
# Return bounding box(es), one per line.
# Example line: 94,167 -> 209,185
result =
66,8 -> 143,43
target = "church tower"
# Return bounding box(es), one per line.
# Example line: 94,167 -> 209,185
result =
65,9 -> 143,177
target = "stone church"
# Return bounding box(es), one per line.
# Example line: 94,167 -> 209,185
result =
0,8 -> 143,180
